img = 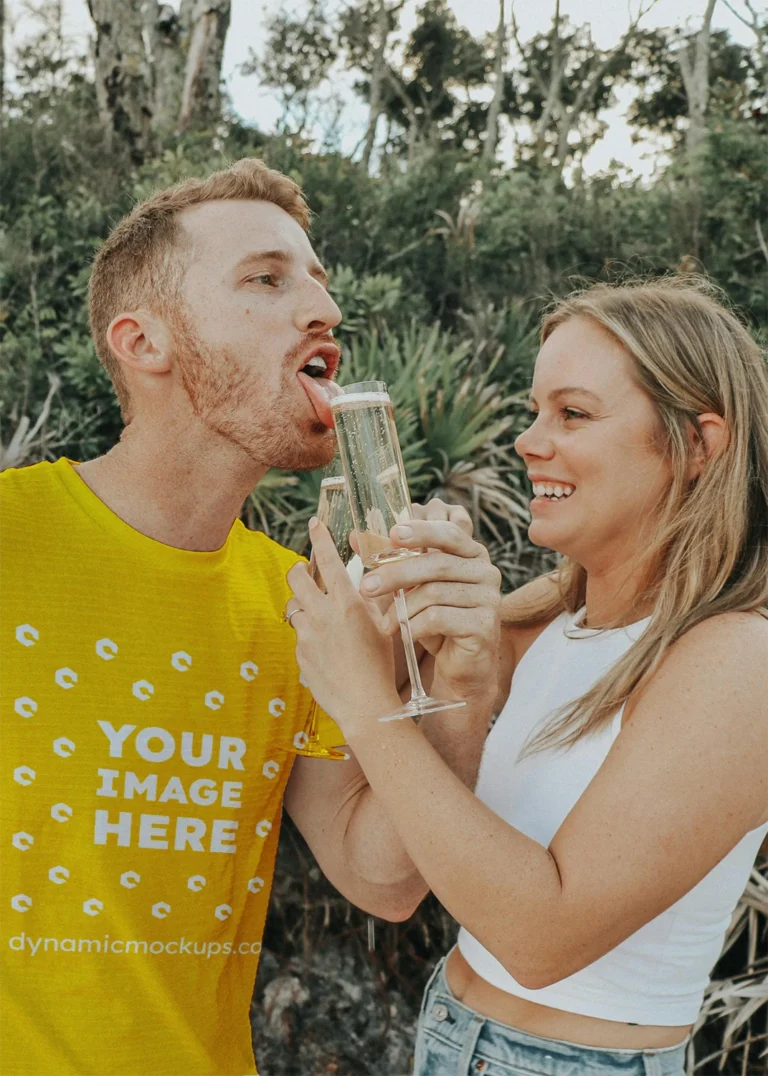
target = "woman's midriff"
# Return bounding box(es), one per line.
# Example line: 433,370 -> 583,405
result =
444,948 -> 691,1050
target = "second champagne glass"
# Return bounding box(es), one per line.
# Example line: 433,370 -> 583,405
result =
330,381 -> 466,723
294,474 -> 358,760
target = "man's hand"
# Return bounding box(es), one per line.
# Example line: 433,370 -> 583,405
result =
287,521 -> 401,737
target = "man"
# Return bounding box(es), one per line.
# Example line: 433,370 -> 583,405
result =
0,158 -> 500,1076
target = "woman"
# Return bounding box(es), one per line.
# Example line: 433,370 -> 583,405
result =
286,279 -> 768,1076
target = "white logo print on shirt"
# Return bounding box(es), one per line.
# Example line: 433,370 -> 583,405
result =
10,631 -> 291,930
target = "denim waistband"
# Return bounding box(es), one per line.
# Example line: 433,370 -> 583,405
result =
417,954 -> 688,1076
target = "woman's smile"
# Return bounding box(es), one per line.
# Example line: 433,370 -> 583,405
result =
529,476 -> 577,504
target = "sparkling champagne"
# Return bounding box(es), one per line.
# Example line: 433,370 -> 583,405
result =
330,391 -> 421,568
309,475 -> 355,592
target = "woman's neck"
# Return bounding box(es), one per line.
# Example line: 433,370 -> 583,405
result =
581,560 -> 657,630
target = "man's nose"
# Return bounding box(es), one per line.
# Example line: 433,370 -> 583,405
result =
296,281 -> 342,335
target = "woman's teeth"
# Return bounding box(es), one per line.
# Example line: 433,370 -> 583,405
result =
533,483 -> 575,500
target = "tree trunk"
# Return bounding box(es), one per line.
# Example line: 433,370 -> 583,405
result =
361,0 -> 391,174
678,0 -> 718,159
178,0 -> 232,134
514,0 -> 656,174
87,0 -> 152,164
146,3 -> 188,137
0,0 -> 5,112
385,67 -> 420,169
532,1 -> 565,167
482,0 -> 507,168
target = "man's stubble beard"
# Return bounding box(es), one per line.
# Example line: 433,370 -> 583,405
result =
172,320 -> 335,472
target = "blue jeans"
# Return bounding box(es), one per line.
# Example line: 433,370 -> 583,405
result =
413,955 -> 687,1076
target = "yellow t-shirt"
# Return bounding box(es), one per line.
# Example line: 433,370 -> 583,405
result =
0,459 -> 343,1076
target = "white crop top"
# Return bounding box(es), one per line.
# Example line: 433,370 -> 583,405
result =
457,608 -> 768,1026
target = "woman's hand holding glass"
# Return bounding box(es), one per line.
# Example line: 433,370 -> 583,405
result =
286,504 -> 502,741
360,504 -> 502,708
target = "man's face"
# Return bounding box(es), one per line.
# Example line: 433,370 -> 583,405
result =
171,199 -> 342,471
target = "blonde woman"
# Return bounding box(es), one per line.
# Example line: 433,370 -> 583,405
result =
287,279 -> 768,1076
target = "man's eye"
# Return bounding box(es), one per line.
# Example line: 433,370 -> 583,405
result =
248,274 -> 277,286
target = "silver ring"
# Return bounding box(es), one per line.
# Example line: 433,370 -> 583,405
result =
284,608 -> 304,626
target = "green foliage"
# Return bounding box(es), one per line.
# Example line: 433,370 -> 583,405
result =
326,265 -> 427,338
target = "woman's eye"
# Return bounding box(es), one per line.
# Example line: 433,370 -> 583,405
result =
248,274 -> 277,286
524,407 -> 588,422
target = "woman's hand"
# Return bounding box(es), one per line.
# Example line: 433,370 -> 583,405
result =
360,499 -> 502,704
286,520 -> 402,736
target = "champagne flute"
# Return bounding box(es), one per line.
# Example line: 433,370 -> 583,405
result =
294,474 -> 358,760
330,380 -> 466,723
298,472 -> 377,950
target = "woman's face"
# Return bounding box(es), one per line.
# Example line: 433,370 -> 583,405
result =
514,316 -> 673,571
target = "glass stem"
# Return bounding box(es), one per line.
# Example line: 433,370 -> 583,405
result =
394,589 -> 427,701
306,700 -> 319,743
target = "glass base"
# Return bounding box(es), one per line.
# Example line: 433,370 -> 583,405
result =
379,696 -> 467,723
296,740 -> 350,760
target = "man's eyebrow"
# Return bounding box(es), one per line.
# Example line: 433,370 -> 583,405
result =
233,250 -> 329,287
528,386 -> 604,405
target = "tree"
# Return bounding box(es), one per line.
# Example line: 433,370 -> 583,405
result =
87,0 -> 152,164
378,0 -> 491,162
629,26 -> 763,144
178,0 -> 232,133
1,0 -> 5,111
509,0 -> 659,174
482,0 -> 507,168
338,0 -> 405,173
677,0 -> 718,158
146,3 -> 189,137
721,0 -> 768,91
86,0 -> 231,159
242,1 -> 334,137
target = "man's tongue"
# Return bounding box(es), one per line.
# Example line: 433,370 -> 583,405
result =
297,371 -> 338,428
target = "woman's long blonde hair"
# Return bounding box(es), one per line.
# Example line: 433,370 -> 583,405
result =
511,277 -> 768,753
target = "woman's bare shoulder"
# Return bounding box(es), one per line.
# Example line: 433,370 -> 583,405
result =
627,609 -> 767,734
667,609 -> 768,670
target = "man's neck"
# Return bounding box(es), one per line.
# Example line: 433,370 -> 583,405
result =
76,418 -> 266,552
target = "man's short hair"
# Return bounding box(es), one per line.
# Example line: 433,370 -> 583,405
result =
88,158 -> 310,417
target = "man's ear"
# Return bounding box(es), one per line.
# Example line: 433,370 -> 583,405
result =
688,412 -> 730,480
106,310 -> 173,377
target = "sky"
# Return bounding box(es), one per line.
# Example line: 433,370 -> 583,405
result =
5,0 -> 758,176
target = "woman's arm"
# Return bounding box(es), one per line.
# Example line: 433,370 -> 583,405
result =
290,532 -> 768,990
284,513 -> 501,920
